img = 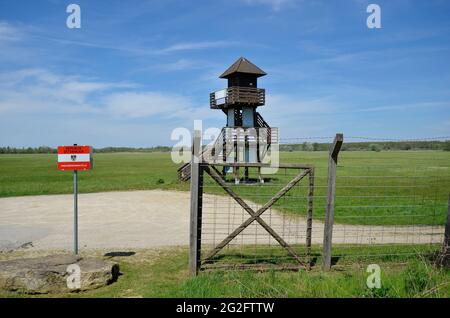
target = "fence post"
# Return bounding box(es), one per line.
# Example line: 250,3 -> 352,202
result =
323,133 -> 343,271
438,194 -> 450,266
306,168 -> 314,269
189,130 -> 203,276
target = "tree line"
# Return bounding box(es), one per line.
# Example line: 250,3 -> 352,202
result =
0,146 -> 172,154
280,140 -> 450,152
1,141 -> 449,154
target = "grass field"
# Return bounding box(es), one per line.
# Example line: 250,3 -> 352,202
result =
0,152 -> 185,197
1,151 -> 449,225
0,247 -> 448,298
0,151 -> 449,298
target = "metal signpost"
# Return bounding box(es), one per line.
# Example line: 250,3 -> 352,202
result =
73,169 -> 78,255
57,144 -> 93,255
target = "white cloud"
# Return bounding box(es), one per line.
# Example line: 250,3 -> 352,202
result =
103,92 -> 186,118
0,20 -> 241,57
0,68 -> 212,123
242,0 -> 298,11
0,66 -> 212,147
156,41 -> 240,54
0,22 -> 22,42
103,91 -> 218,123
0,69 -> 137,113
264,94 -> 332,117
0,68 -> 223,146
353,101 -> 450,113
145,59 -> 202,72
158,59 -> 197,71
42,37 -> 241,56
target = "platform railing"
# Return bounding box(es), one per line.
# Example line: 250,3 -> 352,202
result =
210,87 -> 265,109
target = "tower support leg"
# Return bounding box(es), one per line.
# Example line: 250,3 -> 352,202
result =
258,167 -> 264,183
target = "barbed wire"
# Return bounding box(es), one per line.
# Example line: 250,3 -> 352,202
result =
279,136 -> 450,143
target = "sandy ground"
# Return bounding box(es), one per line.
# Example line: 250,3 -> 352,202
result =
0,190 -> 444,252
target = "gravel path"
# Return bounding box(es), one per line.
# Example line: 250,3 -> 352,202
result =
0,190 -> 444,252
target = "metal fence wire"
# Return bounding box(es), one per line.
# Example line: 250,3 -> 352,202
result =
191,135 -> 449,272
199,164 -> 314,271
328,137 -> 448,261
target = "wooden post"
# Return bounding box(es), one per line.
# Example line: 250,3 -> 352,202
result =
306,168 -> 314,269
189,130 -> 203,276
258,167 -> 263,184
438,194 -> 450,266
222,129 -> 227,177
444,194 -> 450,251
323,133 -> 343,271
234,137 -> 240,184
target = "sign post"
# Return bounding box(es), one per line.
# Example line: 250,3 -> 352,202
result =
58,144 -> 93,255
73,169 -> 78,255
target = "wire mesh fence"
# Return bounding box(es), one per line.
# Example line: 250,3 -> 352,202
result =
192,135 -> 450,272
199,164 -> 314,271
330,137 -> 448,261
279,136 -> 449,262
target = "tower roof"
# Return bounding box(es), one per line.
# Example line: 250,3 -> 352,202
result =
219,57 -> 267,79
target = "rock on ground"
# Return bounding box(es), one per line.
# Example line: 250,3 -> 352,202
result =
0,254 -> 119,294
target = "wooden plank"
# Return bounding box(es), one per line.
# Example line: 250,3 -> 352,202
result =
202,264 -> 303,272
323,133 -> 344,271
203,166 -> 309,266
306,168 -> 315,269
258,169 -> 310,214
212,162 -> 314,169
189,130 -> 203,276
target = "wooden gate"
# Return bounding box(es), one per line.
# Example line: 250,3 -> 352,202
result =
189,158 -> 315,275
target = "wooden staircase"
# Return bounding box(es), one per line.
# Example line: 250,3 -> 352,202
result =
178,128 -> 227,181
178,113 -> 277,181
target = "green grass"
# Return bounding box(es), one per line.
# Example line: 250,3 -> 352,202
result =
0,151 -> 449,225
1,152 -> 448,298
203,151 -> 450,225
0,152 -> 187,197
0,247 -> 448,298
201,244 -> 442,269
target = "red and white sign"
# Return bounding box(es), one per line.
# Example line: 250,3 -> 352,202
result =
58,145 -> 93,170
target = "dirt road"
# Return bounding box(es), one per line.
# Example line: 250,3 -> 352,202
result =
0,190 -> 444,252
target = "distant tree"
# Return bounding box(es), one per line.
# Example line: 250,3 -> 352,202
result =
301,142 -> 307,151
302,142 -> 314,151
369,144 -> 382,152
402,143 -> 412,151
312,143 -> 319,151
444,141 -> 450,151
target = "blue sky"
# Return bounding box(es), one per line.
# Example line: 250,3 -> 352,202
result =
0,0 -> 449,147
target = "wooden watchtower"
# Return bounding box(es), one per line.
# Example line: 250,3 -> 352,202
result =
178,57 -> 278,182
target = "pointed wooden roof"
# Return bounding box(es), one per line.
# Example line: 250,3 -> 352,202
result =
219,57 -> 267,78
